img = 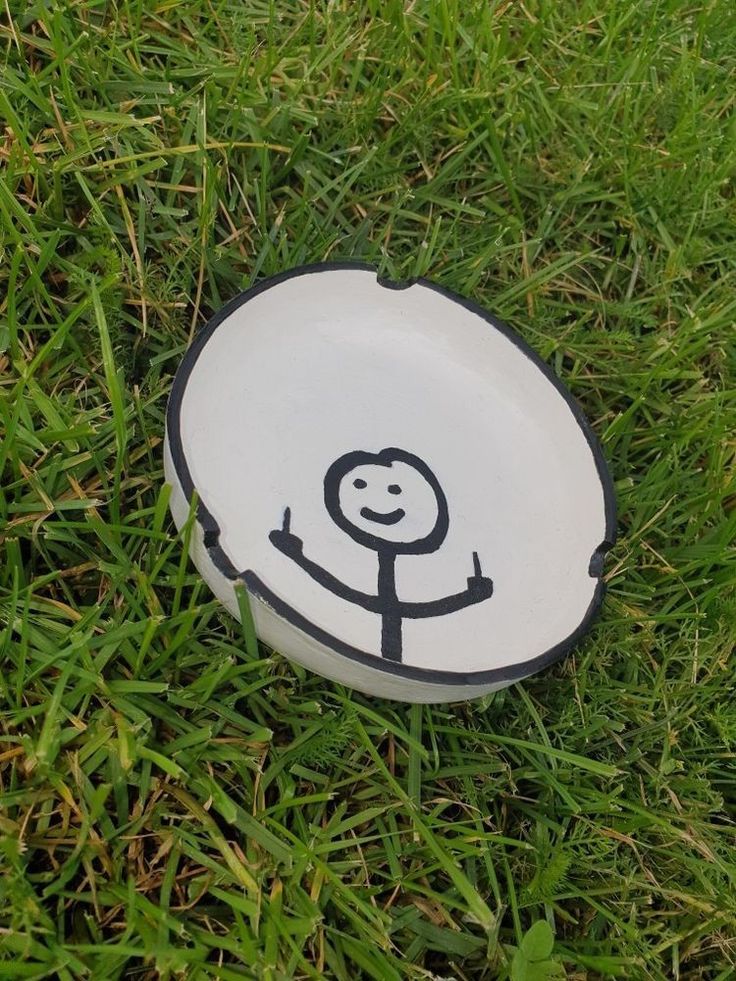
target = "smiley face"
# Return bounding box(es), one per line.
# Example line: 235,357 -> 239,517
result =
324,448 -> 449,553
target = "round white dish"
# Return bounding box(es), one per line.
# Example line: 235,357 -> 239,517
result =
165,264 -> 615,702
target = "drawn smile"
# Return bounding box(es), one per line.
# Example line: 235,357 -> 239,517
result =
360,506 -> 406,525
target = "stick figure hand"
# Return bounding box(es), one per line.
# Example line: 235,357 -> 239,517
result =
467,551 -> 494,602
269,508 -> 303,558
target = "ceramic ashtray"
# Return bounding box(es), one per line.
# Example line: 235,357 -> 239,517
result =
164,263 -> 616,702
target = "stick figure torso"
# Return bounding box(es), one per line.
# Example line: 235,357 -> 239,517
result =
269,448 -> 493,663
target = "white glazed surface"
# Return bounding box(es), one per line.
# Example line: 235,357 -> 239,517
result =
164,437 -> 508,702
166,268 -> 611,698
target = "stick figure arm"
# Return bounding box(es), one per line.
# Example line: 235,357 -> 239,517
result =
293,550 -> 381,611
270,525 -> 380,612
399,586 -> 488,618
400,553 -> 493,618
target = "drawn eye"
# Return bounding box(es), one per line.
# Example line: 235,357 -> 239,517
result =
353,478 -> 367,489
388,484 -> 402,495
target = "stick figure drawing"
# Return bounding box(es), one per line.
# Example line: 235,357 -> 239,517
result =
269,448 -> 494,663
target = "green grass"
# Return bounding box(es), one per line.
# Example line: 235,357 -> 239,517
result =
1,0 -> 735,977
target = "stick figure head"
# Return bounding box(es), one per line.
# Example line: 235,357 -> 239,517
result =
324,448 -> 449,554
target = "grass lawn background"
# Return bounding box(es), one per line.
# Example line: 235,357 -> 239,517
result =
1,1 -> 735,977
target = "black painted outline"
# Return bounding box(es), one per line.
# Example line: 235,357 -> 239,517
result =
165,261 -> 617,687
269,448 -> 493,662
